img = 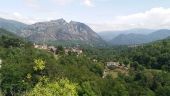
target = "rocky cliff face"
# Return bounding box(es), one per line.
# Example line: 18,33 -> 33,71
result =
18,19 -> 105,46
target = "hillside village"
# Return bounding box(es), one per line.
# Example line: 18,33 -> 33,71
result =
33,43 -> 130,79
33,43 -> 83,55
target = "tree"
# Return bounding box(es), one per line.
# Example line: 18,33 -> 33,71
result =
24,79 -> 78,96
57,46 -> 64,54
156,86 -> 170,96
79,81 -> 97,96
33,59 -> 46,71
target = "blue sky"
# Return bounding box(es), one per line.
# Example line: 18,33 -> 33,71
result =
1,0 -> 170,31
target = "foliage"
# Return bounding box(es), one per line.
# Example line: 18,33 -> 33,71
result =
33,59 -> 46,71
1,30 -> 170,96
24,79 -> 78,96
116,39 -> 170,71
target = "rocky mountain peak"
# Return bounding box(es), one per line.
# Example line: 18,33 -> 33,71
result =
50,18 -> 67,24
17,18 -> 105,46
69,21 -> 79,24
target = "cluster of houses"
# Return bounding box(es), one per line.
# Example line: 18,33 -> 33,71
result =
128,44 -> 143,48
33,43 -> 83,55
102,62 -> 129,78
106,62 -> 128,70
34,44 -> 48,50
64,48 -> 83,55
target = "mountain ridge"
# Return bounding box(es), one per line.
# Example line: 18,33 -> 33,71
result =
109,29 -> 170,45
0,17 -> 106,46
98,28 -> 155,41
0,17 -> 27,33
17,18 -> 106,46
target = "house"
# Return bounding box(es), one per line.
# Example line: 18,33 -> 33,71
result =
64,48 -> 70,54
107,62 -> 119,67
72,48 -> 83,55
128,44 -> 143,48
64,48 -> 83,55
106,62 -> 129,70
33,43 -> 83,55
48,46 -> 57,54
34,43 -> 48,50
93,59 -> 97,62
106,62 -> 120,69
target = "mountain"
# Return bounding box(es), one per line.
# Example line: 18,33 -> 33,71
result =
148,29 -> 170,40
0,17 -> 105,46
17,18 -> 105,46
109,29 -> 170,45
0,18 -> 27,33
98,29 -> 155,41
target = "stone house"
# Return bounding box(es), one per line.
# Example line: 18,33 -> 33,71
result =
64,48 -> 83,55
34,43 -> 48,50
48,46 -> 57,54
106,62 -> 120,69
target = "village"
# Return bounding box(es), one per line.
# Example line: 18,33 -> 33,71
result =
33,43 -> 129,79
33,43 -> 83,55
102,62 -> 129,78
33,43 -> 129,78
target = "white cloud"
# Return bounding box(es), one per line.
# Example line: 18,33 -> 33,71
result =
116,7 -> 170,23
1,7 -> 170,32
0,11 -> 47,24
114,7 -> 170,30
25,0 -> 95,7
52,0 -> 95,7
83,0 -> 94,7
91,7 -> 170,32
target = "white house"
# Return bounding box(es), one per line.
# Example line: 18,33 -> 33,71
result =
34,43 -> 48,50
48,46 -> 57,53
106,62 -> 120,67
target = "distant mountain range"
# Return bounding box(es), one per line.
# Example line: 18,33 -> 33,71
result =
1,17 -> 170,46
98,29 -> 155,41
0,18 -> 105,47
109,29 -> 170,45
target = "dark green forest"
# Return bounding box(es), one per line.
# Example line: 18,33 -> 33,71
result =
0,29 -> 170,96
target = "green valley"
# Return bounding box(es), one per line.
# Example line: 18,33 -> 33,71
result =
0,29 -> 170,96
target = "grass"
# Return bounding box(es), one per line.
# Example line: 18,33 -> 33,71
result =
145,69 -> 162,73
104,68 -> 129,79
109,71 -> 118,79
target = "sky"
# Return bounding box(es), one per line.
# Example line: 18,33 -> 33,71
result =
1,0 -> 170,32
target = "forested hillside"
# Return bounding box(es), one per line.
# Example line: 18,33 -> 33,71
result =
0,28 -> 17,37
85,39 -> 170,96
0,29 -> 105,96
117,38 -> 170,71
0,29 -> 170,96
